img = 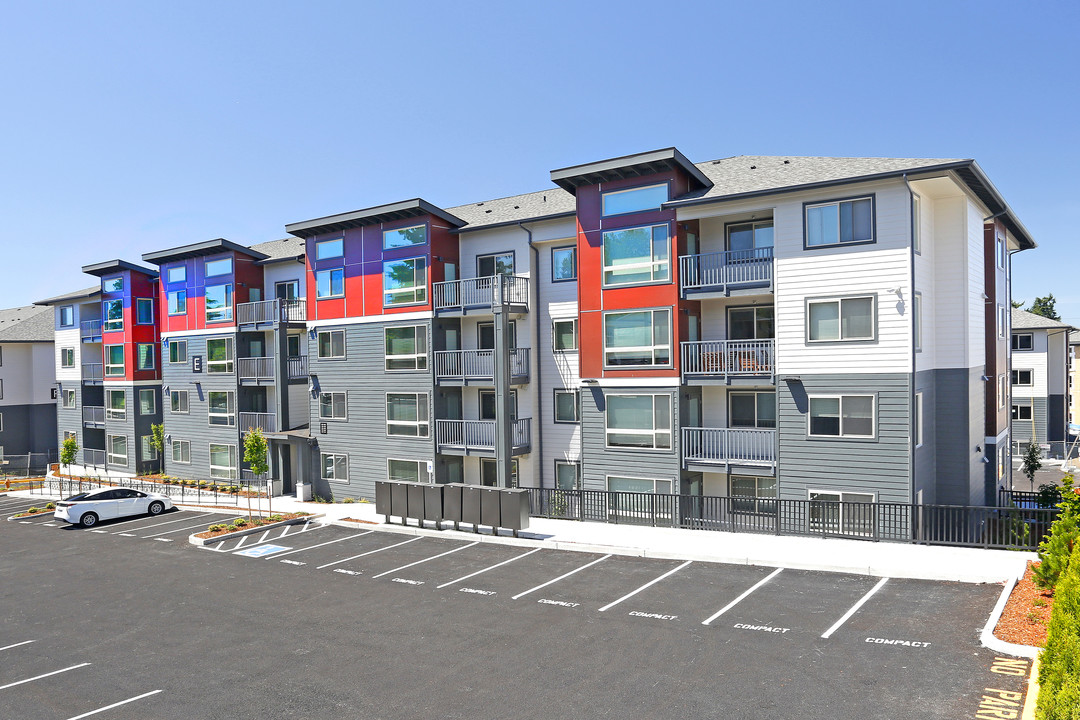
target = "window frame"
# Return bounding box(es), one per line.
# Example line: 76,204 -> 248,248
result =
806,394 -> 876,439
169,340 -> 187,364
208,443 -> 238,480
602,308 -> 672,369
384,325 -> 428,372
61,347 -> 75,368
166,265 -> 186,284
103,299 -> 124,332
170,389 -> 189,414
316,268 -> 345,299
317,329 -> 346,360
59,305 -> 74,327
62,389 -> 76,408
998,304 -> 1007,339
321,452 -> 349,484
600,183 -> 668,217
912,193 -> 921,254
102,276 -> 124,293
136,343 -> 155,371
171,439 -> 191,464
204,283 -> 234,323
136,298 -> 154,325
805,295 -> 877,343
315,238 -> 344,261
551,245 -> 577,282
139,388 -> 155,415
554,459 -> 580,490
476,251 -> 515,278
730,475 -> 778,515
168,290 -> 188,316
479,389 -> 518,422
728,391 -> 777,429
382,257 -> 427,307
913,293 -> 922,352
480,457 -> 520,488
1012,333 -> 1033,351
104,344 -> 125,376
206,337 -> 234,374
141,435 -> 158,461
999,375 -> 1008,409
601,223 -> 671,288
605,475 -> 674,495
207,391 -> 236,427
387,457 -> 426,484
204,257 -> 233,277
382,224 -> 427,250
553,389 -> 580,424
914,392 -> 923,448
319,391 -> 348,421
1012,369 -> 1033,387
107,434 -> 128,466
604,392 -> 673,451
803,194 -> 876,249
385,392 -> 430,438
552,319 -> 578,352
1012,403 -> 1033,421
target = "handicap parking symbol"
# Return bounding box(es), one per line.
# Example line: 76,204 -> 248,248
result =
235,544 -> 290,558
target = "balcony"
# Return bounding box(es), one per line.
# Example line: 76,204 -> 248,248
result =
681,340 -> 774,384
433,275 -> 529,315
287,356 -> 308,381
239,412 -> 277,434
679,248 -> 773,298
682,427 -> 776,472
82,448 -> 106,467
80,320 -> 102,342
435,418 -> 532,457
81,363 -> 103,385
236,298 -> 306,328
434,348 -> 530,385
82,406 -> 105,429
237,357 -> 276,385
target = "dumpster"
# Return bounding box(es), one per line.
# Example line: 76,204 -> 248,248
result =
500,488 -> 530,532
480,487 -> 502,529
407,483 -> 427,522
442,483 -> 464,525
423,483 -> 444,524
374,481 -> 392,517
461,484 -> 483,528
390,481 -> 410,522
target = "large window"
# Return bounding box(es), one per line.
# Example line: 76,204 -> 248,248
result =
170,390 -> 189,414
168,290 -> 187,315
105,345 -> 125,376
59,305 -> 74,327
167,266 -> 186,284
137,344 -> 155,370
103,299 -> 123,331
383,224 -> 427,250
552,246 -> 577,281
206,337 -> 234,373
607,475 -> 673,495
205,257 -> 233,277
386,393 -> 429,437
1012,333 -> 1033,351
603,309 -> 671,367
605,394 -> 671,450
808,395 -> 875,438
107,435 -> 127,466
729,392 -> 776,428
601,184 -> 667,217
554,390 -> 579,423
388,458 -> 425,483
555,460 -> 580,490
553,319 -> 578,351
602,224 -> 669,286
477,252 -> 514,277
209,444 -> 237,479
172,440 -> 191,464
383,258 -> 427,306
169,340 -> 187,364
807,296 -> 875,342
61,348 -> 75,368
805,197 -> 874,247
139,389 -> 155,415
316,268 -> 344,299
106,390 -> 126,420
731,476 -> 777,514
103,276 -> 124,293
136,298 -> 154,325
205,284 -> 233,322
727,220 -> 774,253
322,453 -> 349,483
385,326 -> 427,371
315,238 -> 344,260
317,330 -> 345,359
208,391 -> 235,426
1012,369 -> 1033,386
319,392 -> 347,420
729,306 -> 774,340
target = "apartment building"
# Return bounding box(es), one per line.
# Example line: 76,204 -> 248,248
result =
0,304 -> 57,467
1069,331 -> 1080,433
1010,307 -> 1072,456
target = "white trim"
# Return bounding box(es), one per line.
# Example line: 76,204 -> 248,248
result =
305,311 -> 433,329
160,328 -> 237,340
807,394 -> 876,438
98,379 -> 162,387
320,451 -> 349,484
385,391 -> 430,438
387,457 -> 427,483
579,378 -> 678,388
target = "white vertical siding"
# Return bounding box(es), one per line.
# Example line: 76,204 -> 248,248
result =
966,200 -> 987,369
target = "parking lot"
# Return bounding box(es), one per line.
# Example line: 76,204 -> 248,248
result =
1,494 -> 1032,719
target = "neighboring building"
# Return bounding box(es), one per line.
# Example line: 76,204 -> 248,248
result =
1069,331 -> 1080,434
0,304 -> 57,468
1010,308 -> 1073,457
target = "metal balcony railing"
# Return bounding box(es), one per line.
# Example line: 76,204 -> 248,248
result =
80,319 -> 102,340
435,418 -> 531,454
432,275 -> 530,313
237,357 -> 275,383
682,427 -> 776,468
239,412 -> 276,434
286,355 -> 308,380
236,298 -> 306,326
433,348 -> 530,383
82,406 -> 105,428
679,247 -> 773,294
81,363 -> 103,383
681,339 -> 774,378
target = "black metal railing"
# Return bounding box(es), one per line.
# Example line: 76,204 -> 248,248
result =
27,474 -> 268,506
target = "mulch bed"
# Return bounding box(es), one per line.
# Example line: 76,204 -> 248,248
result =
340,517 -> 379,525
994,561 -> 1053,647
12,510 -> 53,519
193,512 -> 311,540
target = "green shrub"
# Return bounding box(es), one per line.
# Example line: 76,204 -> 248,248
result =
1038,543 -> 1080,719
27,507 -> 40,514
342,497 -> 356,504
231,518 -> 248,528
1034,476 -> 1080,589
198,481 -> 209,488
267,514 -> 283,522
207,524 -> 227,532
251,519 -> 265,527
45,502 -> 55,510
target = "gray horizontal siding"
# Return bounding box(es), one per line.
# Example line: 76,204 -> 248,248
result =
1011,396 -> 1047,444
580,386 -> 681,492
0,403 -> 56,457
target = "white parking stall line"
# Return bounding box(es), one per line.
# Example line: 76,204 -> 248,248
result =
0,662 -> 91,690
0,500 -> 37,513
598,560 -> 693,612
270,531 -> 374,559
234,536 -> 249,549
141,520 -> 224,539
0,640 -> 35,652
125,513 -> 215,534
371,542 -> 480,579
257,530 -> 271,544
65,689 -> 163,720
701,567 -> 783,626
436,548 -> 542,589
102,514 -> 171,530
316,537 -> 422,570
511,555 -> 613,601
820,577 -> 889,639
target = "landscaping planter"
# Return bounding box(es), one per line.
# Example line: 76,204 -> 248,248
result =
188,513 -> 324,546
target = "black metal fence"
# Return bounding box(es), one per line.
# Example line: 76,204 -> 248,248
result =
24,475 -> 268,507
526,488 -> 1057,551
0,452 -> 58,479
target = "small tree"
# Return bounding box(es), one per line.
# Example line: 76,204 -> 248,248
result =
150,423 -> 165,475
1028,294 -> 1062,321
1023,442 -> 1044,491
243,427 -> 270,518
60,436 -> 79,478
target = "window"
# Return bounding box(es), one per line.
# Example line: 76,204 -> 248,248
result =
205,257 -> 232,277
103,299 -> 123,331
809,490 -> 876,534
170,390 -> 189,414
168,290 -> 187,315
553,319 -> 578,351
62,389 -> 76,408
315,238 -> 344,260
808,395 -> 875,438
106,389 -> 127,420
999,375 -> 1007,409
998,304 -> 1007,339
383,257 -> 427,306
172,440 -> 191,464
319,392 -> 347,420
107,435 -> 127,466
103,276 -> 124,293
383,224 -> 427,250
136,298 -> 154,325
1012,369 -> 1033,386
607,476 -> 673,495
914,294 -> 922,351
209,444 -> 238,479
805,196 -> 874,247
137,344 -> 155,370
477,252 -> 514,278
807,296 -> 875,342
169,340 -> 187,364
316,268 -> 344,299
552,246 -> 577,281
478,321 -> 516,350
997,237 -> 1006,269
61,348 -> 75,368
167,266 -> 186,284
208,391 -> 235,426
727,220 -> 774,253
731,476 -> 777,514
729,306 -> 774,340
1012,404 -> 1033,421
912,194 -> 921,253
554,390 -> 579,423
601,184 -> 667,216
59,306 -> 74,327
480,458 -> 520,487
479,390 -> 517,421
914,392 -> 923,448
205,284 -> 233,322
1012,333 -> 1033,351
139,389 -> 155,415
602,224 -> 669,286
105,345 -> 125,376
388,458 -> 425,483
603,309 -> 671,367
320,452 -> 349,483
317,330 -> 345,359
276,280 -> 300,300
555,460 -> 580,490
141,435 -> 158,461
384,326 -> 427,371
605,394 -> 672,450
63,431 -> 76,442
729,392 -> 776,428
206,337 -> 234,373
287,335 -> 301,357
386,393 -> 429,437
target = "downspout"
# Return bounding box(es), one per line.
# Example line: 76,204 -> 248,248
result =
902,173 -> 918,505
520,222 -> 545,489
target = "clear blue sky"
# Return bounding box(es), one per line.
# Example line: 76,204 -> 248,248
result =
2,1 -> 1076,323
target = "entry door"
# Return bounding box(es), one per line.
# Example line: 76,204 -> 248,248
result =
728,306 -> 774,340
727,220 -> 774,254
276,281 -> 299,300
478,321 -> 517,350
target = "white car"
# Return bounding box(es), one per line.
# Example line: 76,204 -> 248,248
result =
55,488 -> 174,527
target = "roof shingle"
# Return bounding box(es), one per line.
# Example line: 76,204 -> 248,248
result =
0,304 -> 55,343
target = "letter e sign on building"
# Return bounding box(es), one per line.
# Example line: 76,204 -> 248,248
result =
192,355 -> 203,373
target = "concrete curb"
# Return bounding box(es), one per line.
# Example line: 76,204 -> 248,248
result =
7,510 -> 54,521
1021,653 -> 1040,720
188,513 -> 324,546
979,574 -> 1042,659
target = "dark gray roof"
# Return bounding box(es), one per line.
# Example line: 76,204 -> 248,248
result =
550,147 -> 712,194
81,259 -> 158,278
1012,307 -> 1073,331
34,286 -> 100,306
285,199 -> 467,239
446,188 -> 576,233
250,237 -> 306,264
1069,330 -> 1080,345
142,238 -> 269,265
0,304 -> 55,343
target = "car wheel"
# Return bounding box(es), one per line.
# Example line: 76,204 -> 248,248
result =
79,513 -> 99,528
148,501 -> 165,516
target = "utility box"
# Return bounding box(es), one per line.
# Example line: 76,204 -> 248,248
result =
374,481 -> 391,517
461,484 -> 483,527
480,487 -> 502,528
500,489 -> 530,531
407,483 -> 426,521
442,483 -> 464,524
423,484 -> 444,523
390,481 -> 410,520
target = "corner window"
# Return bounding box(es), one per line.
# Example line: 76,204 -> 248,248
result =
383,224 -> 427,250
322,453 -> 349,483
106,389 -> 126,421
61,348 -> 75,368
386,393 -> 429,437
808,395 -> 874,438
603,309 -> 671,367
552,246 -> 577,281
1012,369 -> 1033,386
62,389 -> 76,408
103,277 -> 124,293
553,319 -> 578,351
206,337 -> 234,373
555,460 -> 580,490
107,435 -> 128,466
605,393 -> 672,450
136,344 -> 155,370
168,290 -> 187,315
170,390 -> 189,414
205,257 -> 233,277
105,345 -> 125,376
315,238 -> 344,260
103,299 -> 123,331
317,330 -> 345,359
172,440 -> 191,464
601,184 -> 667,217
1012,404 -> 1032,421
554,390 -> 579,423
319,392 -> 347,420
59,306 -> 74,327
169,340 -> 187,364
383,257 -> 427,306
805,196 -> 874,247
602,224 -> 669,286
316,269 -> 344,299
807,296 -> 875,342
167,266 -> 186,284
384,326 -> 427,371
136,298 -> 154,325
1012,333 -> 1033,351
139,389 -> 155,415
205,284 -> 233,322
209,443 -> 238,479
388,458 -> 425,483
208,391 -> 235,426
